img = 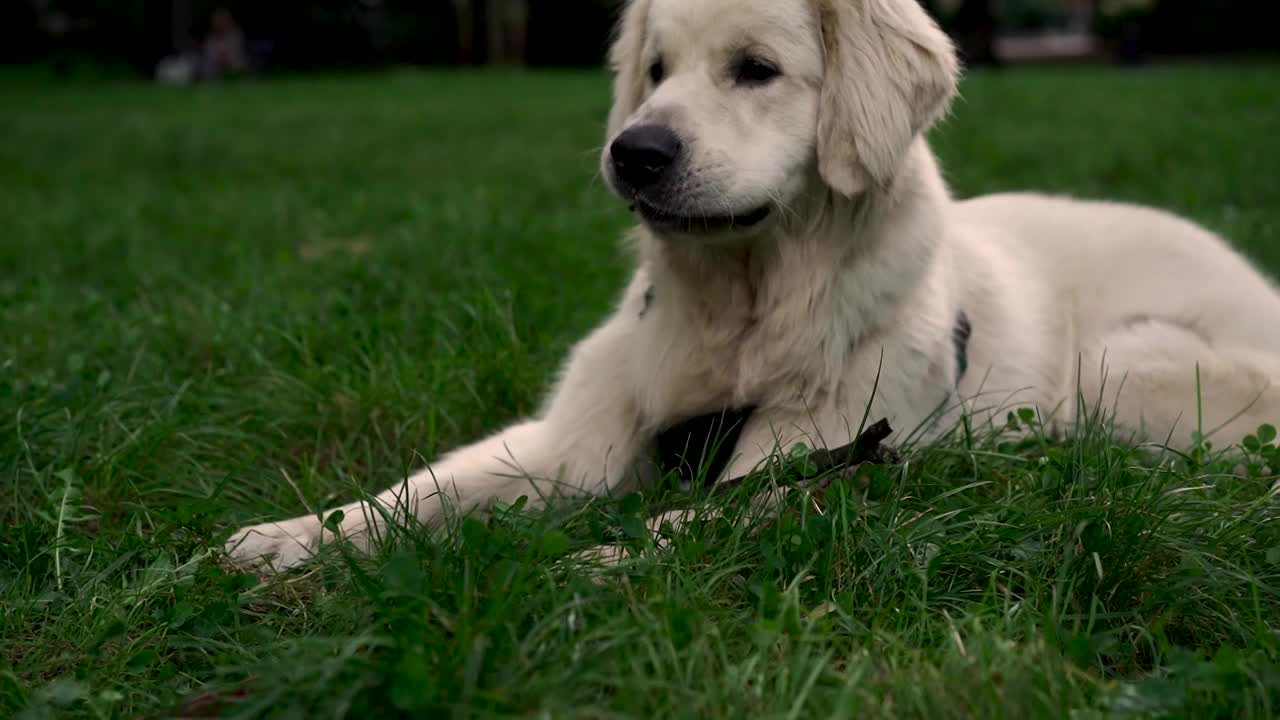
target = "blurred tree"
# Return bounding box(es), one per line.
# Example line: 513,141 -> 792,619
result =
454,0 -> 476,63
527,0 -> 618,67
1001,0 -> 1072,31
486,0 -> 528,66
953,0 -> 1001,66
1093,0 -> 1274,61
1145,0 -> 1273,55
0,1 -> 44,63
5,0 -> 1273,73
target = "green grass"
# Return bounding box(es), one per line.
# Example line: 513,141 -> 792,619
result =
3,63 -> 1280,718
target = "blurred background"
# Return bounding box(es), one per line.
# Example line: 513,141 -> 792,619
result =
2,0 -> 1276,81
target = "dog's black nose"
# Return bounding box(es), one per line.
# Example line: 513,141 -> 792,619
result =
610,125 -> 682,189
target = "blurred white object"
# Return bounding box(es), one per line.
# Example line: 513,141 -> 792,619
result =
155,55 -> 197,86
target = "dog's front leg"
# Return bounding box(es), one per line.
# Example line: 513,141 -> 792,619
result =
225,308 -> 649,573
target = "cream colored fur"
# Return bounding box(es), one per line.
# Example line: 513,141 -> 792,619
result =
226,0 -> 1280,573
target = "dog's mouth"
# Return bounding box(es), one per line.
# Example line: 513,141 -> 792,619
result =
631,200 -> 772,234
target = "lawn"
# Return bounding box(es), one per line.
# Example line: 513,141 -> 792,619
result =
3,63 -> 1280,718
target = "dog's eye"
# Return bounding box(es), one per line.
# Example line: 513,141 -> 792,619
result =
648,59 -> 665,85
734,56 -> 780,86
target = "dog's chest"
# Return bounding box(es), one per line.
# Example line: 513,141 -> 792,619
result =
637,293 -> 847,425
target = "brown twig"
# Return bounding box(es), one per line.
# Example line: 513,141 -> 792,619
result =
648,418 -> 896,518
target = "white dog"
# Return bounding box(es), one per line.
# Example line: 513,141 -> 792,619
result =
227,0 -> 1280,572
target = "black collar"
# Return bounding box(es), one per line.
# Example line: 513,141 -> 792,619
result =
953,310 -> 972,386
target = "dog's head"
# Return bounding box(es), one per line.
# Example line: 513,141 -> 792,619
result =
602,0 -> 959,240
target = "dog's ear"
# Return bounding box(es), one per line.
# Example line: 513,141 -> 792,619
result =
606,0 -> 652,140
816,0 -> 959,197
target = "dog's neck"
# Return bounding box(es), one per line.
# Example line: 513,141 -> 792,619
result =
640,140 -> 952,350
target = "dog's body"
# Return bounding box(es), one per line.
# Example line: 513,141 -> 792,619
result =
227,0 -> 1280,572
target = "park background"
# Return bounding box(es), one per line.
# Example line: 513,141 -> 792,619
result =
4,1 -> 1280,719
3,1 -> 1278,75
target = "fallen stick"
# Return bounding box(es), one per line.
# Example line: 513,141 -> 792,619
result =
648,418 -> 896,518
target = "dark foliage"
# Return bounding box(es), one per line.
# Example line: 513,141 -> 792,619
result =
10,0 -> 1275,75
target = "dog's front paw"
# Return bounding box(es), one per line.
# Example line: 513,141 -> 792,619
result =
224,516 -> 325,574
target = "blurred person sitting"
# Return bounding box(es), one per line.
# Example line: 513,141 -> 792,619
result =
201,7 -> 249,80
